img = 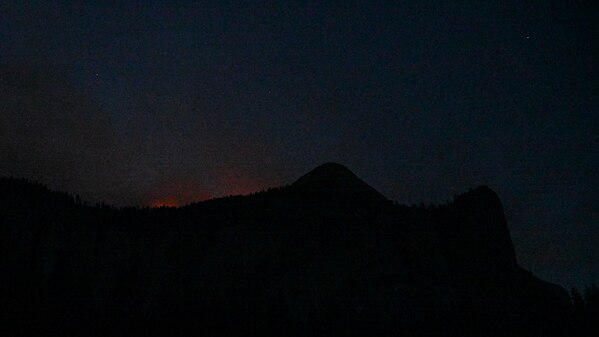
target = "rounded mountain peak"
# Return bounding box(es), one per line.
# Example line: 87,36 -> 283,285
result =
291,162 -> 389,205
454,185 -> 503,208
295,162 -> 355,181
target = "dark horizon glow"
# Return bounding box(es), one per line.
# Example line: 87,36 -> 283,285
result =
0,2 -> 596,288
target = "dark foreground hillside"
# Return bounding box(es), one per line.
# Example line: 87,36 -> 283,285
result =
0,163 -> 591,336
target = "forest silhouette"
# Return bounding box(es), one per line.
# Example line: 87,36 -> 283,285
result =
0,163 -> 596,336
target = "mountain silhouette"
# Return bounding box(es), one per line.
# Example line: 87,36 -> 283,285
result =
289,163 -> 390,210
0,166 -> 581,336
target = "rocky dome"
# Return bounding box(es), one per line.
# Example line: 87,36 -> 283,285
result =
291,163 -> 389,205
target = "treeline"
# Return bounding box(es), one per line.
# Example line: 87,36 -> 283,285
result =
1,177 -> 597,336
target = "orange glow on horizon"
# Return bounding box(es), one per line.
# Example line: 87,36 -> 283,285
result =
149,197 -> 179,208
146,170 -> 278,208
147,181 -> 213,208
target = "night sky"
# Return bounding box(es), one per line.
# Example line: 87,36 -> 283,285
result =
0,2 -> 597,288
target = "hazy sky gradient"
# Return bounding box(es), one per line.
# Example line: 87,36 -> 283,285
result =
0,1 -> 596,288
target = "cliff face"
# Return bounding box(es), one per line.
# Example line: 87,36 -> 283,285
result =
440,186 -> 518,278
431,186 -> 570,334
0,167 -> 571,336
